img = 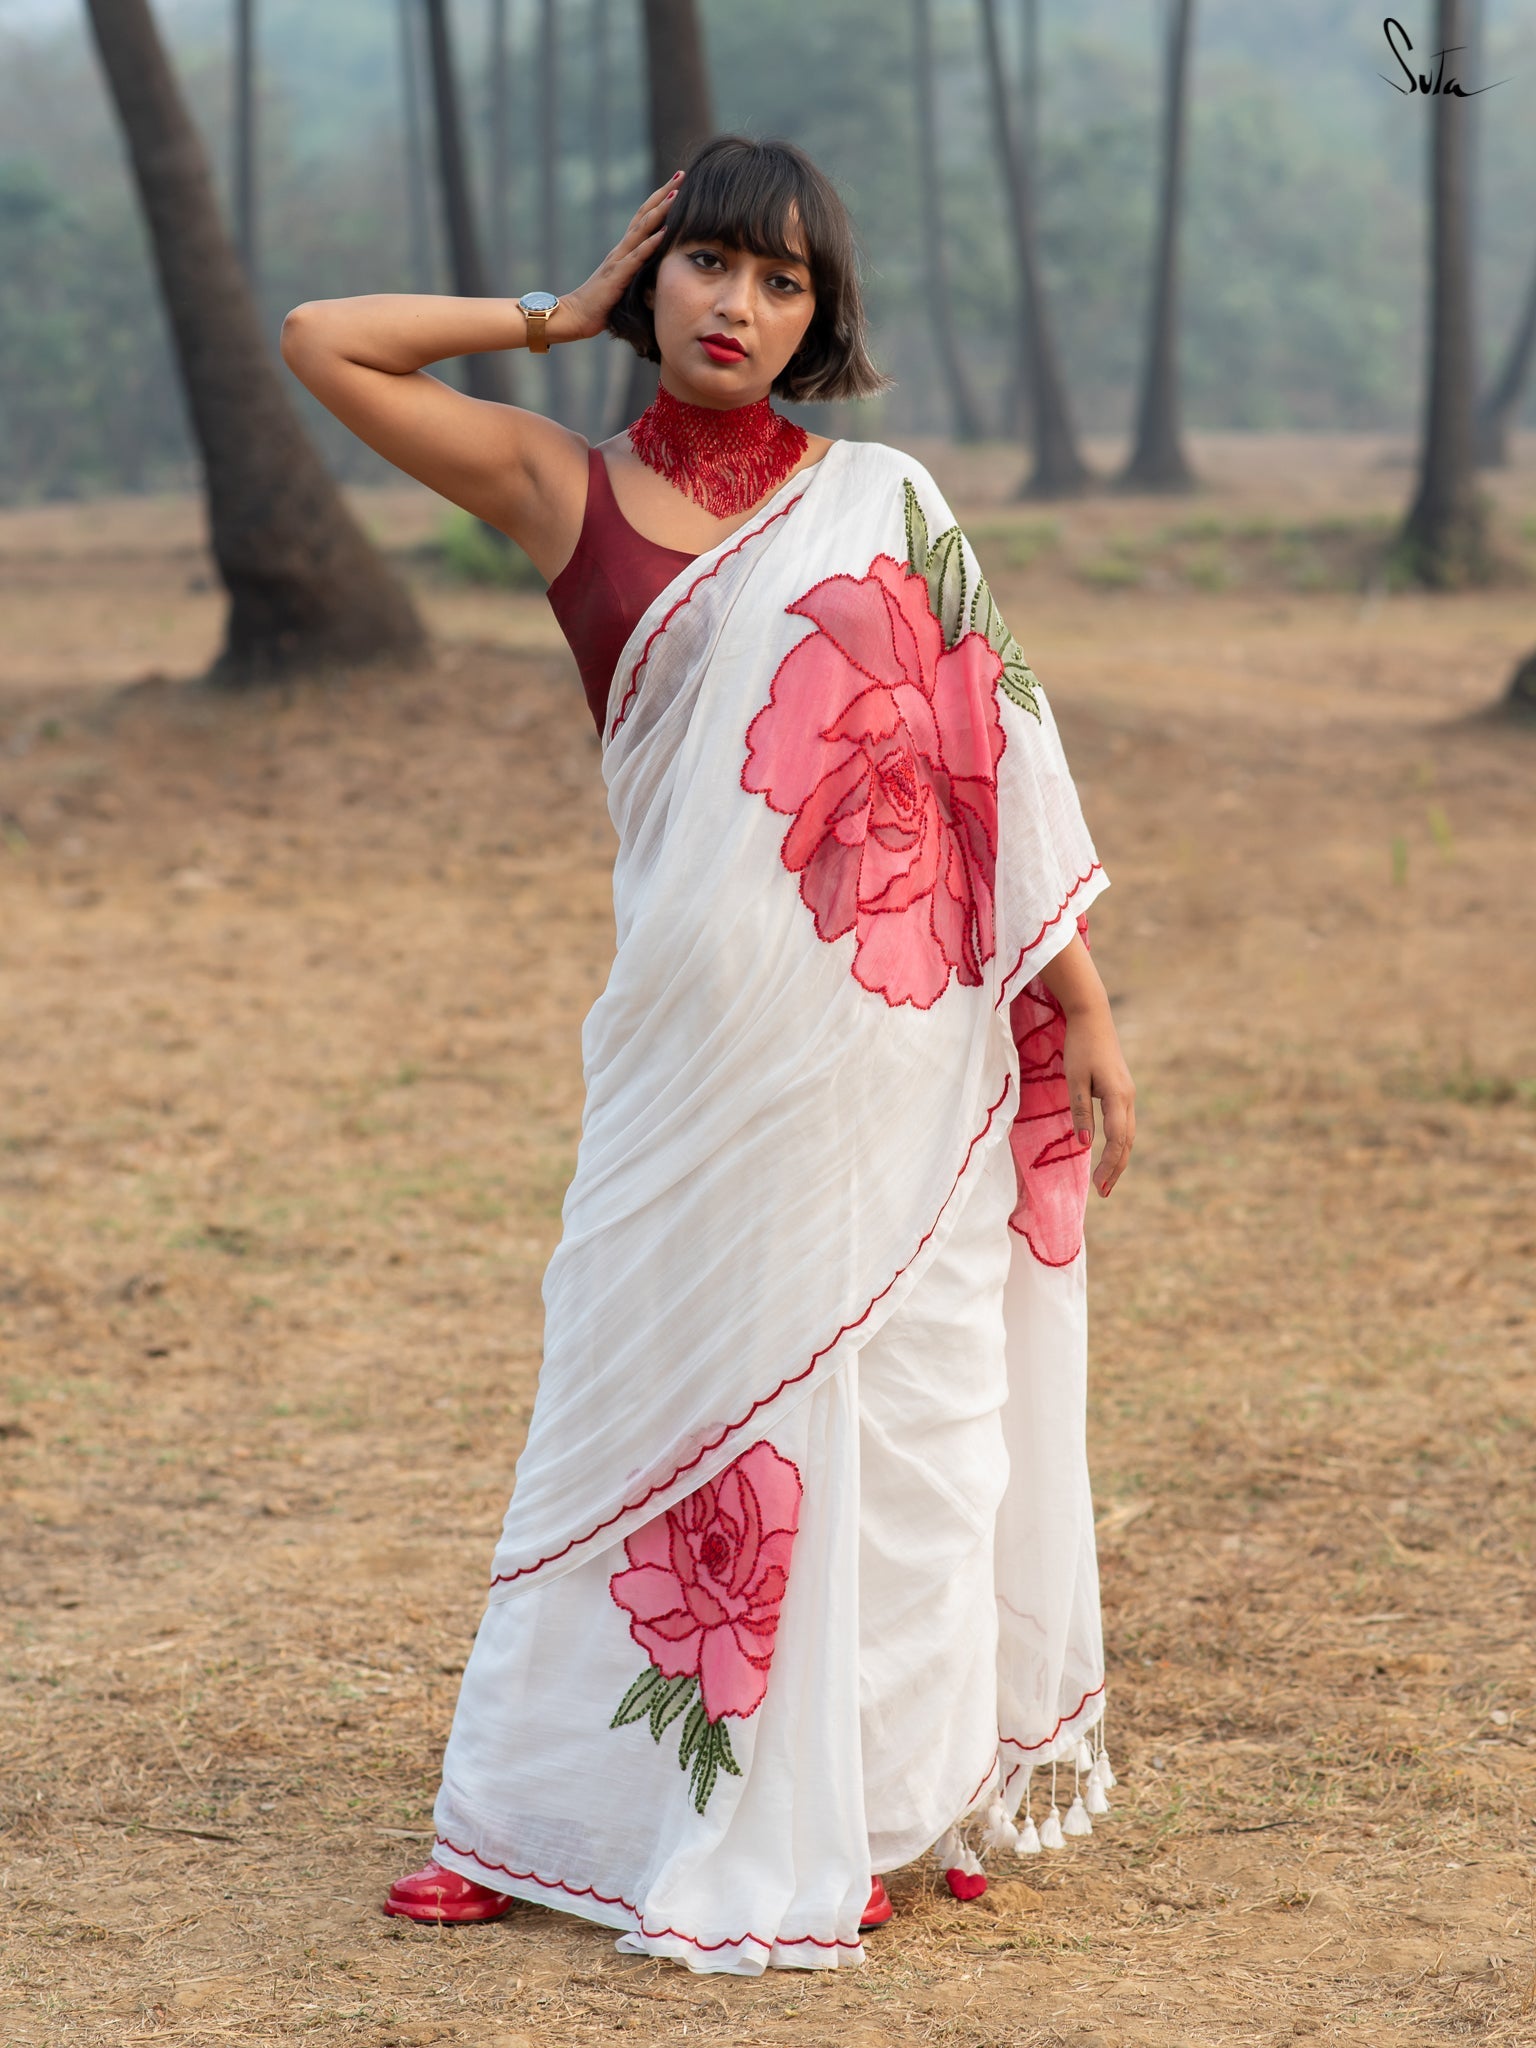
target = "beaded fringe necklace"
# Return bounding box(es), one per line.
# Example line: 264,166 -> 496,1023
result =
627,386 -> 809,521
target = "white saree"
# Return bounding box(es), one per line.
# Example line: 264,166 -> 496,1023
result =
431,439 -> 1111,1973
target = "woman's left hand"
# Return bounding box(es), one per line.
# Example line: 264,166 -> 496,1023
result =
1063,1006 -> 1136,1198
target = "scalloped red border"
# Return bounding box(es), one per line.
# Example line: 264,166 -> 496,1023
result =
432,1836 -> 862,1955
994,864 -> 1104,1010
488,1073 -> 1015,1592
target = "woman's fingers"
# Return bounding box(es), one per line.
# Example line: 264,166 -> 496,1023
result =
1093,1085 -> 1135,1197
622,174 -> 683,247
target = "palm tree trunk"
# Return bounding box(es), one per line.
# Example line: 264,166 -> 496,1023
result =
587,0 -> 617,434
84,0 -> 425,682
1004,0 -> 1039,440
911,0 -> 986,442
397,0 -> 436,292
1504,643 -> 1536,717
421,0 -> 514,406
1398,0 -> 1491,586
231,0 -> 256,293
1119,0 -> 1197,491
976,0 -> 1088,497
619,0 -> 715,426
538,0 -> 571,422
1476,238 -> 1536,467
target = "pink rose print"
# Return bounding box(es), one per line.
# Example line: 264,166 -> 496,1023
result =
741,555 -> 1006,1011
608,1440 -> 802,1812
1007,913 -> 1092,1267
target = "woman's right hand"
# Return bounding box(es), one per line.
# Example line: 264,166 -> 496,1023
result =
555,173 -> 684,342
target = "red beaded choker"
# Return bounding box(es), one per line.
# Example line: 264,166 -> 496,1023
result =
628,386 -> 810,521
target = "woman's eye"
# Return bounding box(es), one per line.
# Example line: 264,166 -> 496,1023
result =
768,275 -> 804,294
690,250 -> 724,270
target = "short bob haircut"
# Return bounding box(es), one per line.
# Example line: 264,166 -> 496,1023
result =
607,135 -> 890,405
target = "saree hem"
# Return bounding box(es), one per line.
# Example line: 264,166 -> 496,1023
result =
430,1836 -> 866,1974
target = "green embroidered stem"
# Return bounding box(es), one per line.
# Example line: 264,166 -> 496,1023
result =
903,476 -> 1042,721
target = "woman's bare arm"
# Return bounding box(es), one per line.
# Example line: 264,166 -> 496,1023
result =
1038,932 -> 1136,1197
279,175 -> 683,577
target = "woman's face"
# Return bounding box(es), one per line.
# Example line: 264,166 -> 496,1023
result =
647,214 -> 817,406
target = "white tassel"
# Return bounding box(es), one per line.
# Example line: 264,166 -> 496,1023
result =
1085,1775 -> 1110,1817
1038,1804 -> 1065,1849
981,1795 -> 1018,1853
1098,1740 -> 1117,1790
1063,1793 -> 1093,1837
934,1826 -> 963,1869
1075,1737 -> 1094,1773
1014,1813 -> 1042,1854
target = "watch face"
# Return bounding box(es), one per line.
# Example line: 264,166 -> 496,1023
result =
519,291 -> 559,314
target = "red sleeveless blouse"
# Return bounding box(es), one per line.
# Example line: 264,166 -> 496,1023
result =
546,445 -> 700,736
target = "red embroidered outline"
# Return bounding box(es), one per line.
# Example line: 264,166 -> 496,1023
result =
433,1837 -> 863,1954
738,555 -> 1005,1014
993,864 -> 1104,1010
488,1074 -> 1015,1591
606,492 -> 809,741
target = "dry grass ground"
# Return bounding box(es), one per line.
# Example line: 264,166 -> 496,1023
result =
2,433 -> 1535,2047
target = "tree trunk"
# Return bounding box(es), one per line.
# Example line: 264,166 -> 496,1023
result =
1476,238 -> 1536,467
231,0 -> 256,293
486,0 -> 512,293
1503,644 -> 1536,718
976,0 -> 1089,497
483,0 -> 522,408
587,0 -> 616,434
619,0 -> 715,426
1119,0 -> 1197,491
1397,0 -> 1491,587
538,0 -> 571,421
911,0 -> 986,442
421,0 -> 514,406
84,0 -> 425,682
642,0 -> 714,180
1004,0 -> 1039,440
396,0 -> 436,292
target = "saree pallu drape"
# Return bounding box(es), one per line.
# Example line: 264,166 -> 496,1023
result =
432,440 -> 1110,1973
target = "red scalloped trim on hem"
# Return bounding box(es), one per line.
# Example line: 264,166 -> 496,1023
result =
607,492 -> 809,741
997,1684 -> 1106,1783
993,865 -> 1104,1009
488,1073 -> 1015,1592
432,1837 -> 863,1954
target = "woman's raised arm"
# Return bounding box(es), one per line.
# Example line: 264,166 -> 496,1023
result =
279,174 -> 683,577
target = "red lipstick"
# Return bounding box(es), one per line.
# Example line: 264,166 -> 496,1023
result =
700,333 -> 747,363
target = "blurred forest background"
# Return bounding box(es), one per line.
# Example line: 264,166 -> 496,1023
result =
3,0 -> 1536,502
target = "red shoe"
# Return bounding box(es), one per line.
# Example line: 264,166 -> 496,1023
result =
860,1876 -> 893,1930
383,1860 -> 514,1923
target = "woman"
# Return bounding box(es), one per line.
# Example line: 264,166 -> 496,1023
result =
282,134 -> 1135,1976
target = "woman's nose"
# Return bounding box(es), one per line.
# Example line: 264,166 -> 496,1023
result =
712,275 -> 754,324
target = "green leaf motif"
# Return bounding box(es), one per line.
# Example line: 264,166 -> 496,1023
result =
1000,652 -> 1042,718
926,526 -> 968,649
649,1672 -> 696,1741
904,476 -> 1041,718
903,478 -> 930,580
687,1715 -> 743,1815
610,1666 -> 663,1729
610,1663 -> 746,1815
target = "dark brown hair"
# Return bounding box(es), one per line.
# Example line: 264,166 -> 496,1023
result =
607,134 -> 890,404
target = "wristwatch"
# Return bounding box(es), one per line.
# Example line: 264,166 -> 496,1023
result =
518,290 -> 561,353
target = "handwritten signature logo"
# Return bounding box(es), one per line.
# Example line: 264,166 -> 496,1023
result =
1380,17 -> 1505,97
